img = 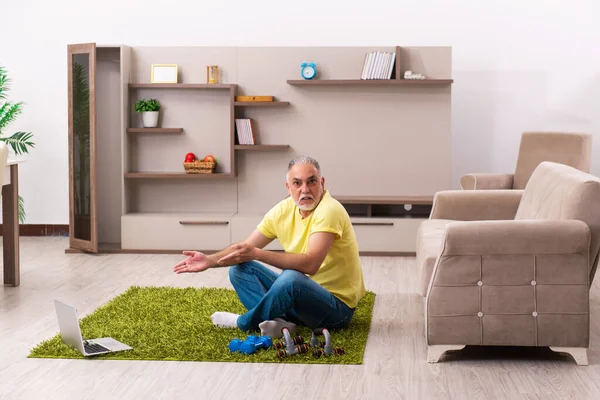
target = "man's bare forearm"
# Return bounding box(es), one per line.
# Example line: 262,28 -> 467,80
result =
255,249 -> 316,275
206,246 -> 237,267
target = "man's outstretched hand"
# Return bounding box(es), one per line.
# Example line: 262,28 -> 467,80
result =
217,243 -> 258,265
173,251 -> 212,274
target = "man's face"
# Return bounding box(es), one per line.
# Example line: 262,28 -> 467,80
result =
286,163 -> 325,211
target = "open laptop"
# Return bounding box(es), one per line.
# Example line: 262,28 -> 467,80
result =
54,300 -> 133,356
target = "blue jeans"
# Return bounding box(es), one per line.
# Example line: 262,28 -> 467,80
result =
229,261 -> 355,332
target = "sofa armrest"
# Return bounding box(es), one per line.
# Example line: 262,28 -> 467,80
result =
443,219 -> 590,256
460,173 -> 514,190
430,190 -> 523,221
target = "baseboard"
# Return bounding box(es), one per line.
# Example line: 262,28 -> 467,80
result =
0,224 -> 69,236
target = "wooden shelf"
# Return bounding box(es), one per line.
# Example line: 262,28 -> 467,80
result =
234,101 -> 290,107
335,195 -> 434,218
334,195 -> 434,205
234,145 -> 290,151
124,172 -> 235,179
127,128 -> 183,133
286,79 -> 453,86
129,83 -> 236,90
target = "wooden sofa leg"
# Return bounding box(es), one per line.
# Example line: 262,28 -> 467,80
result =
549,347 -> 588,366
427,345 -> 466,363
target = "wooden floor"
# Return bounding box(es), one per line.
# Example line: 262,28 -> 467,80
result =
3,237 -> 600,399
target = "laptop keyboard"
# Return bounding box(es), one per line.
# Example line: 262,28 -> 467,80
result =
84,342 -> 110,354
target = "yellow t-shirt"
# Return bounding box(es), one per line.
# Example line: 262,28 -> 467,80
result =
257,190 -> 366,309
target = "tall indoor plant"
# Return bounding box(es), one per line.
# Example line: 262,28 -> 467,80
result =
0,66 -> 35,223
71,61 -> 91,238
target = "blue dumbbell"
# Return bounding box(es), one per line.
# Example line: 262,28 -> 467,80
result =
229,335 -> 273,354
229,335 -> 259,352
240,335 -> 272,354
228,338 -> 244,352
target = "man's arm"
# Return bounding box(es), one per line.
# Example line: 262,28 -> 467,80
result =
217,231 -> 336,275
174,230 -> 274,274
206,229 -> 274,267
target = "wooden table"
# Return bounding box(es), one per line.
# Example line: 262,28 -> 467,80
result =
3,159 -> 23,287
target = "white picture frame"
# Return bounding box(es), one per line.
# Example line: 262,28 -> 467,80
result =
151,64 -> 178,83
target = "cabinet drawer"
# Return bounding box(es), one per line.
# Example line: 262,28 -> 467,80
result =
122,213 -> 233,250
351,217 -> 426,253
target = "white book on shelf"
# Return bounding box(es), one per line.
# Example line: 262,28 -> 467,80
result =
241,119 -> 248,145
235,118 -> 243,144
371,52 -> 381,79
240,118 -> 248,144
235,118 -> 252,145
387,52 -> 396,79
243,119 -> 251,145
376,52 -> 383,79
381,52 -> 390,79
378,52 -> 388,79
244,118 -> 255,145
366,52 -> 375,79
386,52 -> 393,79
385,52 -> 393,79
360,53 -> 370,80
368,52 -> 376,79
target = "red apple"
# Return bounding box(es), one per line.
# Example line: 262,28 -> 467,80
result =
185,152 -> 196,162
204,155 -> 215,163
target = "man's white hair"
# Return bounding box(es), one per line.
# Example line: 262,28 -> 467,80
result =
286,156 -> 321,180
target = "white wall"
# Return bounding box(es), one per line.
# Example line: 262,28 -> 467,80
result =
2,0 -> 599,224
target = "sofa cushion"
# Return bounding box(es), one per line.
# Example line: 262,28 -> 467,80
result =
416,219 -> 454,296
515,161 -> 600,282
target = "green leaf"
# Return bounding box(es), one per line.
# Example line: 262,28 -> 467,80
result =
135,98 -> 161,112
0,102 -> 23,131
0,66 -> 10,101
0,102 -> 10,131
1,131 -> 35,155
18,195 -> 25,224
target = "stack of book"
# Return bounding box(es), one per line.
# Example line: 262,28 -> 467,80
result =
235,118 -> 255,145
360,51 -> 396,80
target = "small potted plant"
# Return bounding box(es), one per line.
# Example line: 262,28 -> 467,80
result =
134,98 -> 161,128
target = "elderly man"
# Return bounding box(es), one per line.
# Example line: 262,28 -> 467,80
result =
173,156 -> 365,337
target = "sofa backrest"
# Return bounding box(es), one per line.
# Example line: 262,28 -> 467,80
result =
513,132 -> 592,189
515,161 -> 600,283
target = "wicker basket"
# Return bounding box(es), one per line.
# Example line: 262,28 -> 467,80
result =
183,160 -> 216,174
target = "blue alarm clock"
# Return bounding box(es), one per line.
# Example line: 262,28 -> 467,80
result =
301,62 -> 316,80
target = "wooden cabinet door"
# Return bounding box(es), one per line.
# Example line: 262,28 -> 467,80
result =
67,43 -> 98,252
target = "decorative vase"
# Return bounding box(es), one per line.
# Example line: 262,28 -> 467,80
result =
142,111 -> 159,128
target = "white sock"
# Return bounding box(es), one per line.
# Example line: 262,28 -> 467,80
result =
211,311 -> 240,328
259,318 -> 297,338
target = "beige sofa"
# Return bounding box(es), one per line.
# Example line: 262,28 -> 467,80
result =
417,161 -> 600,365
460,131 -> 592,190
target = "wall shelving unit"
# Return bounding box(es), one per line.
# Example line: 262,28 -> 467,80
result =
66,44 -> 452,256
